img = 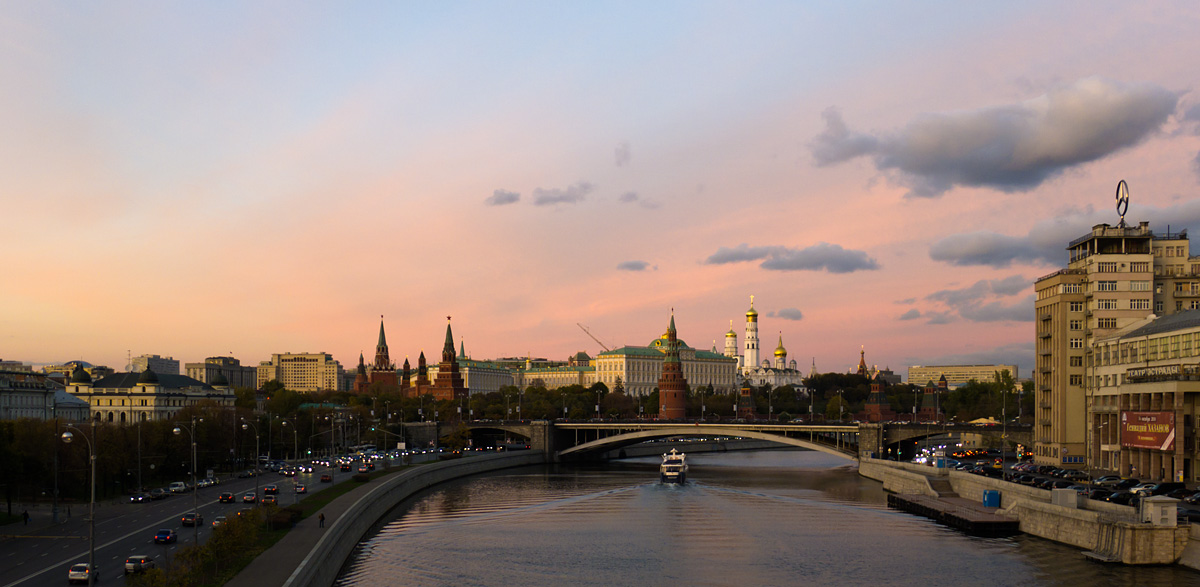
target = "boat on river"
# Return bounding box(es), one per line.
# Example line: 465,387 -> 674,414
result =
660,449 -> 688,483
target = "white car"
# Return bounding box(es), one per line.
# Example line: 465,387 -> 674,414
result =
68,563 -> 96,584
169,481 -> 187,493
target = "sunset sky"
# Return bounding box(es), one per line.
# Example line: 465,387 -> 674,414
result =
4,3 -> 1200,380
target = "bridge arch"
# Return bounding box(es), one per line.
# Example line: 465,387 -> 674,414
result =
556,427 -> 856,461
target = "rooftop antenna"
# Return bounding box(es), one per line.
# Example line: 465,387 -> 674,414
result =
1115,179 -> 1129,228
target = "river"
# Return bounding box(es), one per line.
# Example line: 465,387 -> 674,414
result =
336,450 -> 1199,586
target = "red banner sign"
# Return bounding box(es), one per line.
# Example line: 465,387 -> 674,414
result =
1121,411 -> 1175,451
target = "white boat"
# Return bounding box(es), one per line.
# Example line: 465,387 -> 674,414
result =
660,449 -> 688,483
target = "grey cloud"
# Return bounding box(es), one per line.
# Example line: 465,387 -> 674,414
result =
616,260 -> 650,271
925,311 -> 956,325
898,309 -> 921,321
615,142 -> 631,166
533,182 -> 593,206
930,199 -> 1200,268
895,298 -> 916,305
619,191 -> 660,209
812,77 -> 1178,197
923,276 -> 1033,324
770,308 -> 804,321
1184,103 -> 1200,125
485,189 -> 520,206
704,243 -> 879,273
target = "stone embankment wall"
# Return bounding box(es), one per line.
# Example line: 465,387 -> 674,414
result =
860,458 -> 1190,565
284,451 -> 547,587
858,459 -> 936,496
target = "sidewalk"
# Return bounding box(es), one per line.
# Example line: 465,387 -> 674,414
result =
225,473 -> 394,587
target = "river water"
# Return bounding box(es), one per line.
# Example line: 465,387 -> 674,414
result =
336,450 -> 1199,586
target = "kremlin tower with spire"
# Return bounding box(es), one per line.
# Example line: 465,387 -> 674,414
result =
657,310 -> 688,419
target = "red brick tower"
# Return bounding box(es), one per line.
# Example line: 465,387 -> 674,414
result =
353,352 -> 368,393
657,310 -> 688,419
369,316 -> 397,387
430,316 -> 468,401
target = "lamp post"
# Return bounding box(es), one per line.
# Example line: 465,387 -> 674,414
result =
241,419 -> 260,507
173,417 -> 201,544
282,421 -> 298,462
61,419 -> 96,587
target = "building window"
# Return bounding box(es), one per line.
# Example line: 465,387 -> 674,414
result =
1156,301 -> 1164,313
1132,262 -> 1150,272
1131,299 -> 1150,310
1070,338 -> 1083,349
1069,319 -> 1083,330
1069,374 -> 1083,386
1132,281 -> 1151,291
1063,284 -> 1082,294
1097,262 -> 1118,272
1097,318 -> 1117,329
1097,299 -> 1118,310
1069,301 -> 1084,312
1097,281 -> 1118,291
1069,355 -> 1083,367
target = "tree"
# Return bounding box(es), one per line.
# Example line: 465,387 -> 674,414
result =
825,395 -> 850,421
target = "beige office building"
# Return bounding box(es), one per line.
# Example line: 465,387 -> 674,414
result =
1091,311 -> 1200,482
257,353 -> 345,392
1035,220 -> 1196,468
907,364 -> 1018,387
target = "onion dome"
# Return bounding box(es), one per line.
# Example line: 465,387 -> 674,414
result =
137,367 -> 159,384
211,372 -> 229,387
726,320 -> 736,338
774,333 -> 787,357
70,364 -> 92,384
746,295 -> 758,319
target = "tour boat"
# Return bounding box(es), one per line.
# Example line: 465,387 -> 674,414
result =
660,449 -> 688,484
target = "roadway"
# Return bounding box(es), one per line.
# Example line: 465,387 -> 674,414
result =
0,453 -> 437,587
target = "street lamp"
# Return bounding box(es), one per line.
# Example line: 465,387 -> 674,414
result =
241,419 -> 260,507
61,419 -> 96,587
281,421 -> 298,462
173,417 -> 201,544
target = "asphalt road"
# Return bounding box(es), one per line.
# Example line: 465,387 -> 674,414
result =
0,460 -> 380,587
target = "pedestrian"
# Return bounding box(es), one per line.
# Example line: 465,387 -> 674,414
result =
22,510 -> 29,525
318,513 -> 325,528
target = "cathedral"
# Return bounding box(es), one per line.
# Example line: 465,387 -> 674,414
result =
723,296 -> 807,390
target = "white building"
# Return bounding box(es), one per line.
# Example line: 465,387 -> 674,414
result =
257,352 -> 345,391
130,354 -> 180,375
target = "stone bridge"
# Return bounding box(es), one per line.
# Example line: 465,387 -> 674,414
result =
463,420 -> 1031,462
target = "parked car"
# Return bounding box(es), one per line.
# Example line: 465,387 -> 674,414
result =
1178,507 -> 1200,523
68,563 -> 97,584
154,528 -> 177,544
1093,475 -> 1124,486
1145,482 -> 1187,496
1113,478 -> 1141,490
169,481 -> 188,493
1106,491 -> 1140,506
219,492 -> 235,503
125,555 -> 155,574
1165,488 -> 1195,500
1183,492 -> 1200,506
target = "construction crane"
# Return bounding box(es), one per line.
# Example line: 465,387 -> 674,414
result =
576,323 -> 612,352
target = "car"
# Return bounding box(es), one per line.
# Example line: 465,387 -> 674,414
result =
1130,483 -> 1157,496
219,492 -> 235,503
320,474 -> 332,483
129,492 -> 150,503
357,465 -> 370,473
169,481 -> 188,494
1183,492 -> 1200,506
1106,491 -> 1140,506
1165,488 -> 1195,500
1178,507 -> 1200,523
125,555 -> 155,574
1088,488 -> 1115,501
212,515 -> 228,528
154,528 -> 177,544
1113,478 -> 1141,490
263,484 -> 278,495
181,512 -> 203,526
196,478 -> 213,488
68,563 -> 97,584
1062,470 -> 1089,482
262,495 -> 277,506
149,488 -> 168,500
1093,475 -> 1123,486
237,469 -> 255,478
1145,482 -> 1187,496
340,463 -> 351,472
242,492 -> 257,503
294,484 -> 307,494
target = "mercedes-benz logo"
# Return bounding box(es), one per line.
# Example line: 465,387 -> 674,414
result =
1115,179 -> 1129,220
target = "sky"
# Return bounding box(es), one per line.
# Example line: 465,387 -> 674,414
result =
3,2 -> 1200,381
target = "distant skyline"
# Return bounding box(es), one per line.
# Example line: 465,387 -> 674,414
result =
4,3 -> 1200,380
